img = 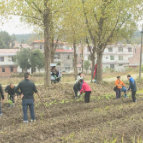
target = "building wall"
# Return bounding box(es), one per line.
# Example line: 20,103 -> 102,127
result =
83,44 -> 140,71
32,43 -> 44,52
32,42 -> 74,72
0,66 -> 17,76
0,56 -> 14,66
54,52 -> 73,72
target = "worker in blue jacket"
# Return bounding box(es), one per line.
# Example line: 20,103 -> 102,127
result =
127,75 -> 137,102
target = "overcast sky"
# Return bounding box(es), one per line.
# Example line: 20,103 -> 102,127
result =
0,16 -> 33,35
0,16 -> 143,35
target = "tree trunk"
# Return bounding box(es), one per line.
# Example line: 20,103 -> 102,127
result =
91,54 -> 95,82
81,44 -> 84,73
73,40 -> 78,79
43,3 -> 51,86
51,50 -> 54,63
90,45 -> 96,82
50,37 -> 54,63
97,51 -> 103,83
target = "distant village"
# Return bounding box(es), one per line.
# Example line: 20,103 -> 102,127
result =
0,39 -> 141,76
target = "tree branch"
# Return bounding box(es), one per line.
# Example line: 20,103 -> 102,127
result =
13,13 -> 42,21
32,1 -> 43,14
82,0 -> 95,45
85,37 -> 93,55
54,37 -> 59,51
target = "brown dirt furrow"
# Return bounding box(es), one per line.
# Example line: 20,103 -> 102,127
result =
0,100 -> 143,143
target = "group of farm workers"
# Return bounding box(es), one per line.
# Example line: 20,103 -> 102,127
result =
0,72 -> 37,123
115,75 -> 137,102
73,73 -> 137,103
0,71 -> 137,123
73,73 -> 91,103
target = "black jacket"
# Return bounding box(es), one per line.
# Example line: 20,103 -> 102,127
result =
0,84 -> 4,100
5,85 -> 16,95
15,79 -> 37,100
73,82 -> 80,91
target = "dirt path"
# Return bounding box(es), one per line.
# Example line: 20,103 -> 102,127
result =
1,73 -> 142,87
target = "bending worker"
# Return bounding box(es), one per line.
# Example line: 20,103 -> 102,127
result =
5,84 -> 17,107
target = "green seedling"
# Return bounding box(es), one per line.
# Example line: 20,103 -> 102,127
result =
104,138 -> 117,143
60,99 -> 65,104
40,113 -> 43,121
98,97 -> 101,100
6,100 -> 13,105
105,95 -> 109,100
105,106 -> 109,110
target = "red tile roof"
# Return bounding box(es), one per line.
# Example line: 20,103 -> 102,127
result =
55,49 -> 73,53
32,40 -> 65,44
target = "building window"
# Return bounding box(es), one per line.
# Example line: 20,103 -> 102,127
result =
118,47 -> 123,52
63,55 -> 70,59
110,64 -> 114,69
54,54 -> 60,59
128,47 -> 132,52
0,57 -> 4,62
10,67 -> 13,72
108,48 -> 113,52
64,64 -> 70,67
2,68 -> 5,72
119,56 -> 123,60
119,64 -> 123,66
110,55 -> 114,60
40,45 -> 42,49
12,56 -> 14,62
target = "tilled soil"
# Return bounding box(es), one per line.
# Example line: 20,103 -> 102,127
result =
0,82 -> 143,143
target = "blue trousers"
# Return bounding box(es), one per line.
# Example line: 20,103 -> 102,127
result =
0,102 -> 2,114
22,99 -> 35,121
120,86 -> 127,95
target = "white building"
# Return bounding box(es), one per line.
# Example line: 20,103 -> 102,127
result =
84,44 -> 140,72
0,49 -> 19,76
31,40 -> 74,72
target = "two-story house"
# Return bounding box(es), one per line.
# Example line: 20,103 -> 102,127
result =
54,49 -> 73,72
0,49 -> 19,76
84,44 -> 140,71
31,40 -> 74,72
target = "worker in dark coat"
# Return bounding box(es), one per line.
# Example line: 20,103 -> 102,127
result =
5,84 -> 17,107
127,75 -> 137,102
0,84 -> 4,116
15,72 -> 37,123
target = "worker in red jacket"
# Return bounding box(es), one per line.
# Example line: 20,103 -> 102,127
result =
79,79 -> 91,103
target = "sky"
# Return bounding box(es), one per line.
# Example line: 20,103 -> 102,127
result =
0,16 -> 143,35
0,16 -> 34,35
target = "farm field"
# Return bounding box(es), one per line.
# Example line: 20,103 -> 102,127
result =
0,82 -> 143,143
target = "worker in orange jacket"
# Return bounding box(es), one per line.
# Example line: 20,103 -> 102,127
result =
115,76 -> 127,98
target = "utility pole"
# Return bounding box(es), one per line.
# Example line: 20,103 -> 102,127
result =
139,24 -> 143,81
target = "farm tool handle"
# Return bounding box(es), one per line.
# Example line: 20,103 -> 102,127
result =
37,93 -> 50,117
